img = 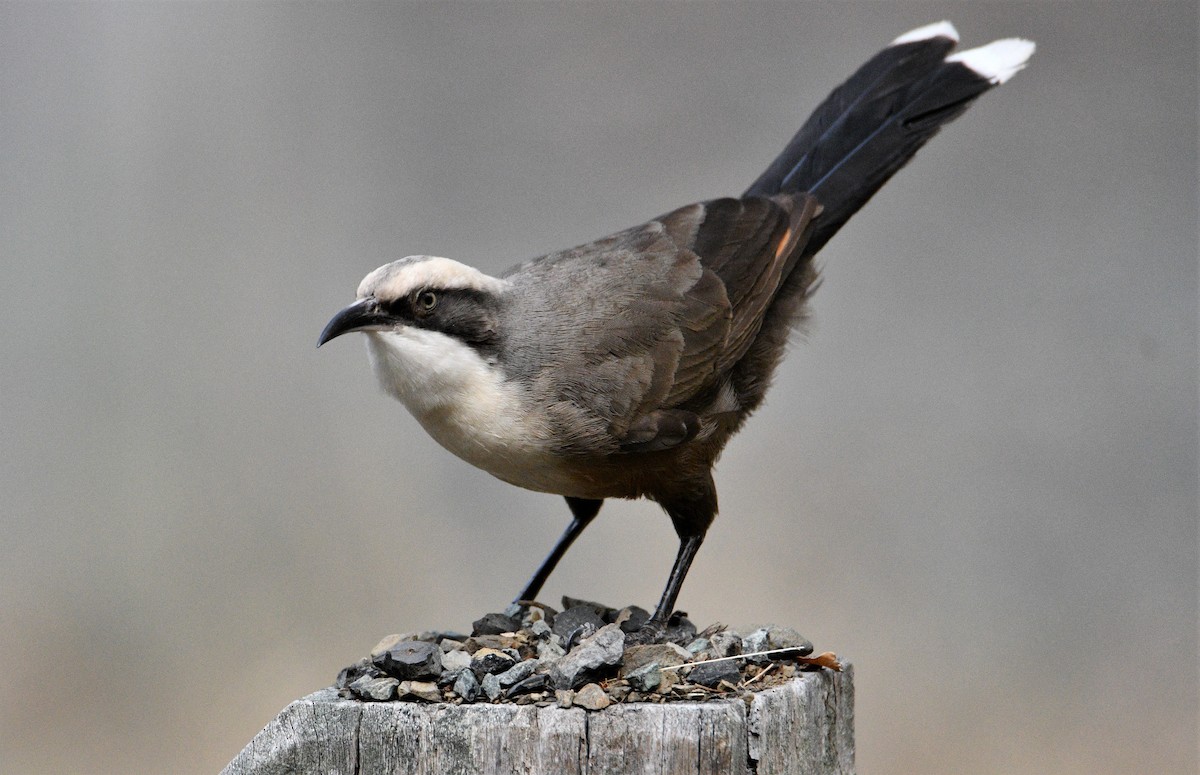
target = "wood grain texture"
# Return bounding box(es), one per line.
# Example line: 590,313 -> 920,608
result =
223,666 -> 854,775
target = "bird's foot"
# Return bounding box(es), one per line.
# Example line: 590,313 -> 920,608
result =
623,610 -> 694,646
623,618 -> 666,645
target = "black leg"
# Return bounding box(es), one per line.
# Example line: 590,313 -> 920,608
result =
647,532 -> 706,625
639,475 -> 718,635
514,497 -> 602,604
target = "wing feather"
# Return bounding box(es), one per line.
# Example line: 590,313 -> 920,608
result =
500,194 -> 820,455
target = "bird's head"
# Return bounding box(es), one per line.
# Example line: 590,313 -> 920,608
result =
318,255 -> 509,350
318,255 -> 514,414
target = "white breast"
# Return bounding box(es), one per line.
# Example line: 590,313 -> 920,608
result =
363,329 -> 582,495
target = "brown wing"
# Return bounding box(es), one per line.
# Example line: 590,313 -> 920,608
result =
499,193 -> 820,455
657,194 -> 820,408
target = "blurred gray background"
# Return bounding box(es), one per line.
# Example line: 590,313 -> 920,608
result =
2,2 -> 1195,773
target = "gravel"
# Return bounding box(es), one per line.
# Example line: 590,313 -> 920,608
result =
333,596 -> 834,708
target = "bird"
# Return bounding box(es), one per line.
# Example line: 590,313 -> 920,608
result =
319,21 -> 1034,637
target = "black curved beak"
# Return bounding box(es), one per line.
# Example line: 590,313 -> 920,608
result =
317,298 -> 392,347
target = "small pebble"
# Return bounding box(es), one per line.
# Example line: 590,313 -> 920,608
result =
481,672 -> 502,701
552,605 -> 606,643
607,683 -> 632,702
710,632 -> 742,658
453,669 -> 480,702
615,606 -> 650,633
374,641 -> 443,681
370,634 -> 406,657
663,613 -> 697,644
549,623 -> 625,689
656,669 -> 681,694
536,637 -> 566,663
505,672 -> 549,698
572,683 -> 611,711
496,658 -> 537,688
470,648 -> 516,678
621,643 -> 690,675
472,612 -> 521,636
555,689 -> 574,708
462,634 -> 510,653
398,680 -> 442,702
351,675 -> 399,701
336,659 -> 378,691
559,597 -> 615,620
625,663 -> 662,692
687,659 -> 741,688
440,649 -> 472,673
741,625 -> 812,662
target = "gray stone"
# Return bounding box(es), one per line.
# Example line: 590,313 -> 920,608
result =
350,675 -> 399,701
528,619 -> 553,640
620,643 -> 691,675
440,648 -> 472,674
663,614 -> 697,644
549,623 -> 625,689
373,640 -> 443,681
536,633 -> 566,660
559,596 -> 615,619
552,605 -> 606,643
505,672 -> 549,699
741,626 -> 813,663
687,659 -> 742,688
452,668 -> 480,702
710,631 -> 743,658
741,628 -> 769,656
481,672 -> 502,701
472,612 -> 521,636
615,605 -> 651,633
625,662 -> 662,692
335,658 -> 379,693
495,658 -> 537,688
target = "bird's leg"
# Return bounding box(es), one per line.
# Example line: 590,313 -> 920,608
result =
631,480 -> 716,642
650,532 -> 706,624
513,497 -> 603,605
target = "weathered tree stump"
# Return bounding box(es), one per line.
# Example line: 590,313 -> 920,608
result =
223,666 -> 853,774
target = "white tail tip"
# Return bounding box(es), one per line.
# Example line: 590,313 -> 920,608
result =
948,38 -> 1037,84
892,20 -> 960,46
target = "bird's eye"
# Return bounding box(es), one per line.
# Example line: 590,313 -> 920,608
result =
415,290 -> 438,313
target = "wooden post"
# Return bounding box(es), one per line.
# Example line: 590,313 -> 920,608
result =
223,665 -> 853,774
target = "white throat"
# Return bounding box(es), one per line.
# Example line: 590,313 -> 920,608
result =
365,328 -> 496,414
363,329 -> 564,491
